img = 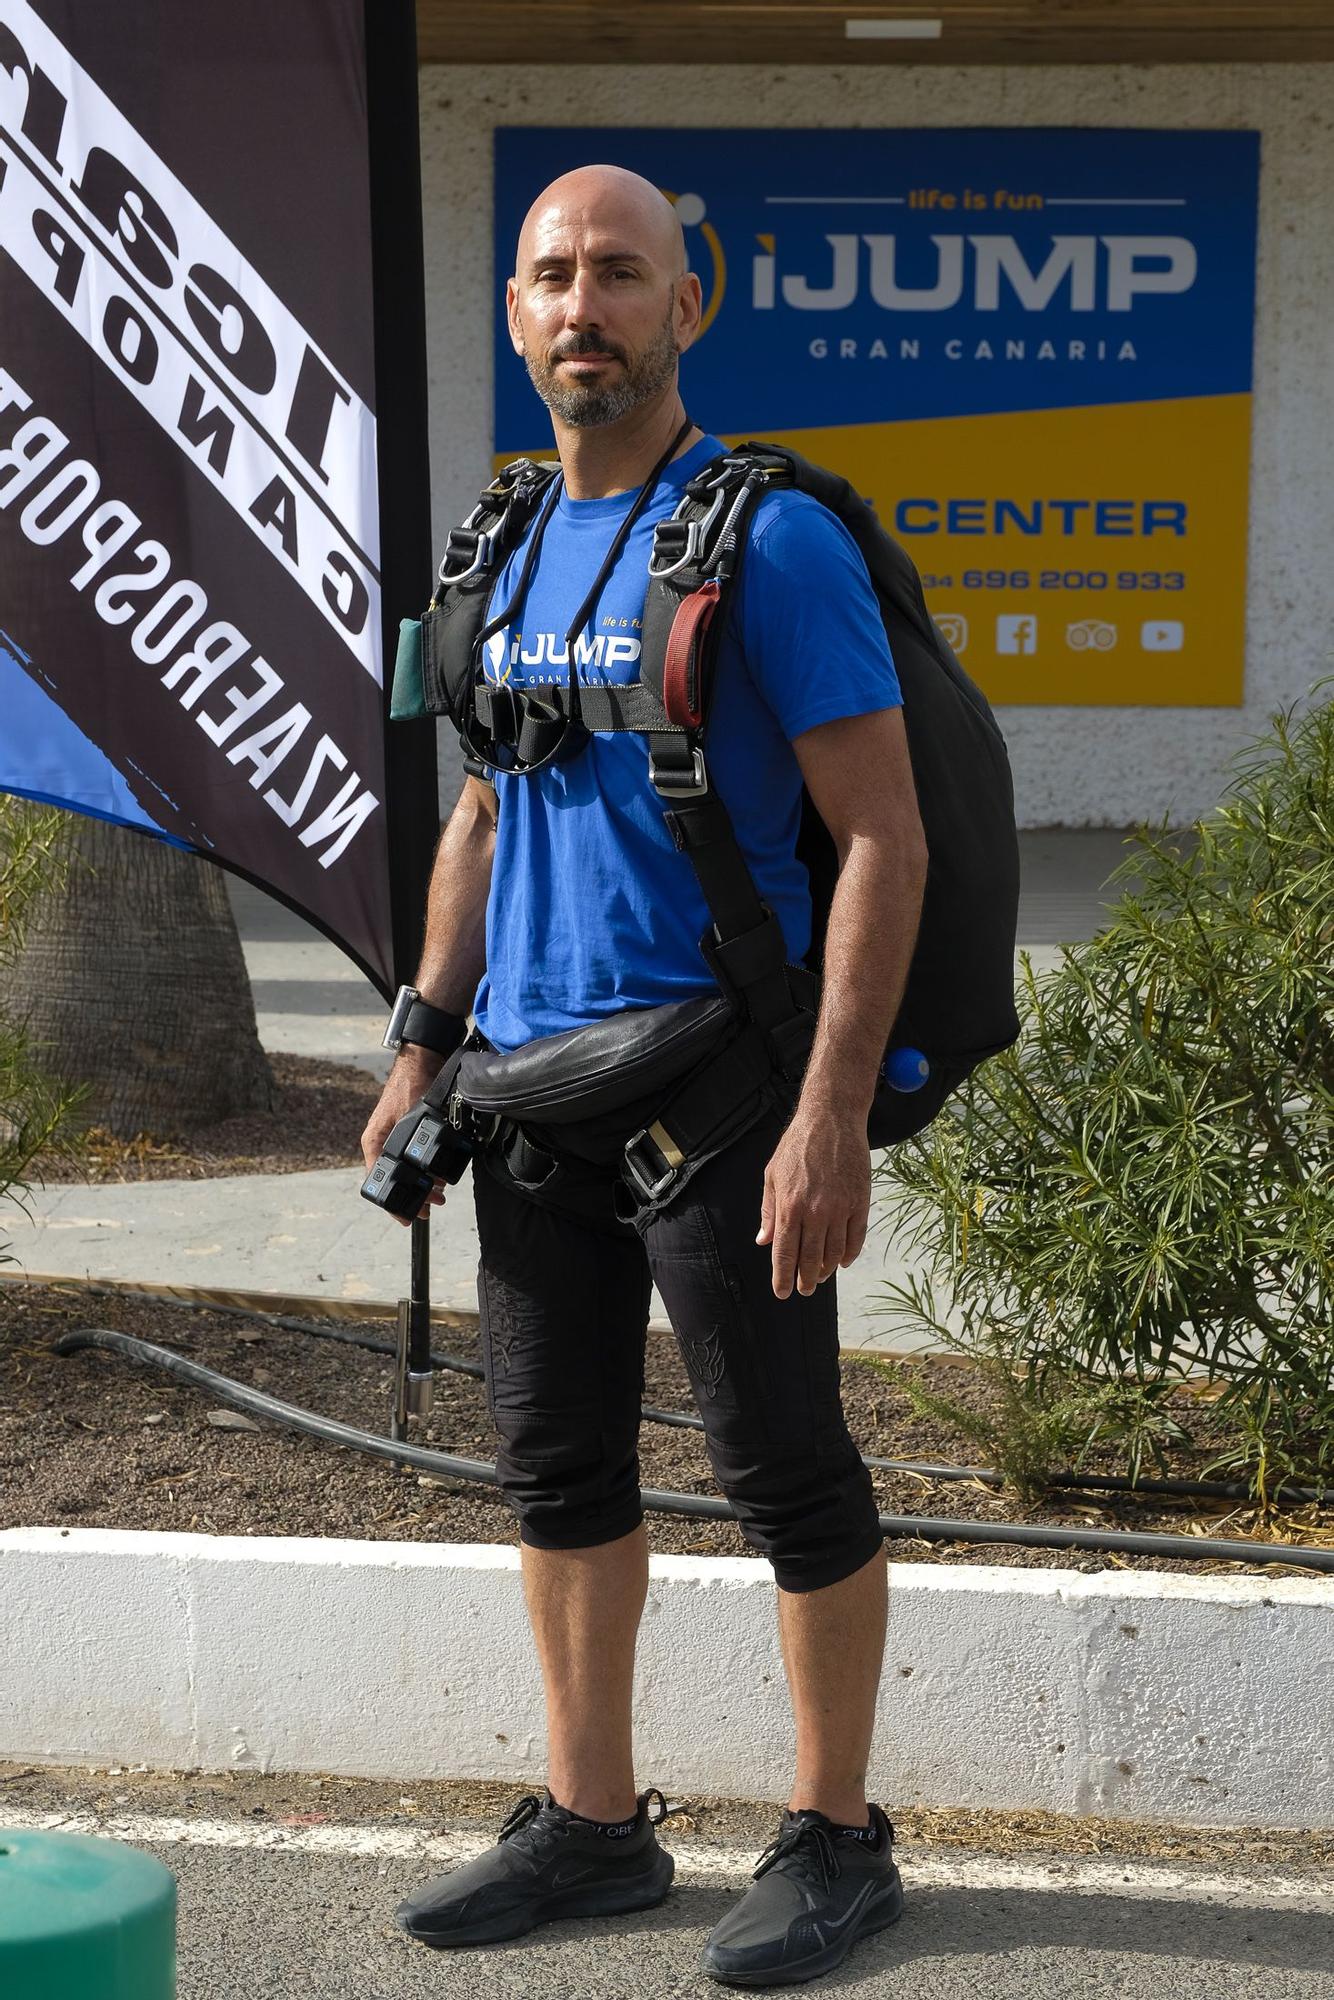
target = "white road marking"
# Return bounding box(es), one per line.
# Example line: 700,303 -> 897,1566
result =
1,1810 -> 1329,1907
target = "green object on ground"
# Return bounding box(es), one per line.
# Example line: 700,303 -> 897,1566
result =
0,1828 -> 176,1997
389,615 -> 429,720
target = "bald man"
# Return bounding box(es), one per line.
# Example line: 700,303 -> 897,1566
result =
366,166 -> 924,1987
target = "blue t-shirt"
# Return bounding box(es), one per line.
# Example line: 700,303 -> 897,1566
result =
472,435 -> 902,1050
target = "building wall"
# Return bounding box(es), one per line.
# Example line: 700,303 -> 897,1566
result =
417,64 -> 1334,827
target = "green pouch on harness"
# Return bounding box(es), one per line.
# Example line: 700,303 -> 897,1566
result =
389,616 -> 430,721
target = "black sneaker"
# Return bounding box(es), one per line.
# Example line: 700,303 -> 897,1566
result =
394,1787 -> 674,1948
700,1804 -> 903,1987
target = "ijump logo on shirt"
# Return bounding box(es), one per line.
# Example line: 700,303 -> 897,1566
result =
483,629 -> 643,684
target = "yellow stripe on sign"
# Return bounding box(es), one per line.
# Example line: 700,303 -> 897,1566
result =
726,395 -> 1251,708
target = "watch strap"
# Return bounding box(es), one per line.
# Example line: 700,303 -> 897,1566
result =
400,996 -> 467,1058
384,984 -> 467,1058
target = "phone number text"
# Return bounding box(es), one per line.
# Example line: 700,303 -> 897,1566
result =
921,571 -> 1186,592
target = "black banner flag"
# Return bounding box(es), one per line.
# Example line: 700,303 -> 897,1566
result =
0,0 -> 437,995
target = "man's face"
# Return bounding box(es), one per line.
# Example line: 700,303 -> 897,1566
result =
508,199 -> 700,427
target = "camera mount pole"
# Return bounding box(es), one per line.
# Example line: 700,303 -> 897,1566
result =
368,0 -> 438,1453
392,1214 -> 434,1443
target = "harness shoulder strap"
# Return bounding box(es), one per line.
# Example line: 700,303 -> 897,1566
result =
638,446 -> 816,1058
420,458 -> 561,728
640,447 -> 787,727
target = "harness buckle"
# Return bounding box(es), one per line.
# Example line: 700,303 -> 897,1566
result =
623,1120 -> 686,1203
445,1088 -> 502,1149
438,522 -> 496,587
649,473 -> 731,580
648,745 -> 709,796
479,682 -> 521,744
648,516 -> 705,581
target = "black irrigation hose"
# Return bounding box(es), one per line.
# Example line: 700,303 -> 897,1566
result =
401,1341 -> 1328,1511
38,1281 -> 1333,1510
53,1327 -> 1334,1575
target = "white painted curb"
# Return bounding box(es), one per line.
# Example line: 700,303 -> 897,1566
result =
3,1529 -> 1331,1831
5,1806 -> 1332,1908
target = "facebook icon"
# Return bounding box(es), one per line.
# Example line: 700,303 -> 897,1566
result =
996,615 -> 1038,654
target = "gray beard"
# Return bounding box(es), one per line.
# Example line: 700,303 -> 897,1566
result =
526,305 -> 679,428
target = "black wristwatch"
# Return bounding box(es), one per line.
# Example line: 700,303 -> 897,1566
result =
382,985 -> 467,1058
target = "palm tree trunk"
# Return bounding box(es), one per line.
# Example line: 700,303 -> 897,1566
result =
0,815 -> 273,1138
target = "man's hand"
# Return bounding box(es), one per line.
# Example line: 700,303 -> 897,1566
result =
754,705 -> 926,1299
757,1110 -> 871,1299
361,1046 -> 449,1226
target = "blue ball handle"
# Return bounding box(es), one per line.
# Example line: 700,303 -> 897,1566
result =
883,1046 -> 930,1092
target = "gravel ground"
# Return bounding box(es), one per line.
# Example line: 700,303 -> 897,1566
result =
2,1280 -> 1330,1577
30,1054 -> 374,1181
5,1760 -> 1331,1872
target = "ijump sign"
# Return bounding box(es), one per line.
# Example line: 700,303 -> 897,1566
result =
495,128 -> 1259,707
0,0 -> 436,991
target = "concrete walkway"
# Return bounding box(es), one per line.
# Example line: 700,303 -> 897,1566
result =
8,832 -> 1140,1346
6,1166 -> 935,1347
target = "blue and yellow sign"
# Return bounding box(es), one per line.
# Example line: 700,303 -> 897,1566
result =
494,129 -> 1259,706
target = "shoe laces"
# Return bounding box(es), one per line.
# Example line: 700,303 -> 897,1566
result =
497,1793 -> 568,1857
753,1814 -> 841,1896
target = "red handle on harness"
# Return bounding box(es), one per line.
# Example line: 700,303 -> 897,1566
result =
662,580 -> 722,730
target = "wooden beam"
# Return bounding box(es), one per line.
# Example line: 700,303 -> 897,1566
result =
416,1 -> 1334,65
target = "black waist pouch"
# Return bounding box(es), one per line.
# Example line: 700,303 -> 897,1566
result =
457,995 -> 741,1167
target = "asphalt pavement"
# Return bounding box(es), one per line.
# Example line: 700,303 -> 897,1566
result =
4,1783 -> 1331,2000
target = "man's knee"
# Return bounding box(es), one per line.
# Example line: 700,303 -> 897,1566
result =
705,1427 -> 883,1593
492,1405 -> 643,1550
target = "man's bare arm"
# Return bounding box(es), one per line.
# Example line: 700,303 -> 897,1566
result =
359,777 -> 497,1195
757,707 -> 928,1298
410,775 -> 498,1016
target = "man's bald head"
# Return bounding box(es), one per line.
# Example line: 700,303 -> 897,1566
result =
515,165 -> 686,284
507,163 -> 700,430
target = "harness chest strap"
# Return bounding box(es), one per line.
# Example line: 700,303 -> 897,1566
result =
465,569 -> 722,741
473,679 -> 681,737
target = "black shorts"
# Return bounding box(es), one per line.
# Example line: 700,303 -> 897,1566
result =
472,1105 -> 883,1593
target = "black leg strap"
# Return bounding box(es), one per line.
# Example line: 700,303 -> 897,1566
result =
620,1020 -> 802,1217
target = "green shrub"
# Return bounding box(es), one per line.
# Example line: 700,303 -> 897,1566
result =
0,800 -> 84,1263
873,685 -> 1334,1504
